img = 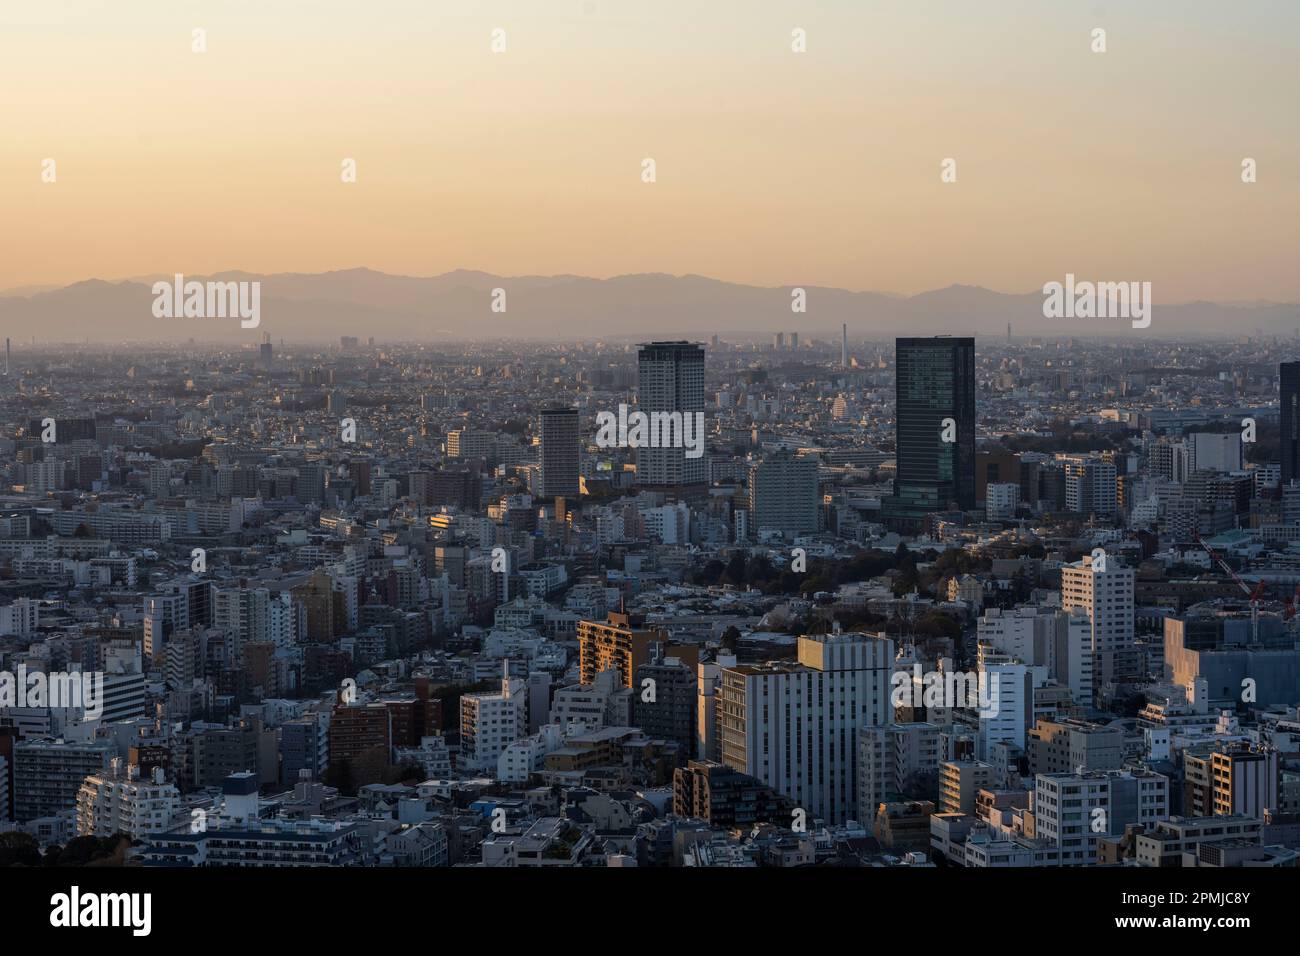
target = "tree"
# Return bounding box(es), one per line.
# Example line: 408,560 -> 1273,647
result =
0,833 -> 41,868
720,626 -> 741,654
721,552 -> 747,587
54,835 -> 129,867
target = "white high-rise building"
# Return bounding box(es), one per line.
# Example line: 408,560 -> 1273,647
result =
0,597 -> 40,637
1061,557 -> 1135,687
635,341 -> 706,487
213,586 -> 270,647
696,653 -> 736,761
720,632 -> 894,823
978,606 -> 1094,706
460,671 -> 526,772
76,761 -> 181,839
641,501 -> 690,544
268,591 -> 302,647
974,650 -> 1047,761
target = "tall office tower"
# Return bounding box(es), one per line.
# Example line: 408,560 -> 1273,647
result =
884,336 -> 976,529
259,339 -> 274,372
719,632 -> 894,824
1061,557 -> 1135,688
747,452 -> 819,539
635,341 -> 706,489
773,332 -> 784,350
1059,453 -> 1118,516
841,324 -> 848,368
1283,362 -> 1300,486
539,406 -> 580,497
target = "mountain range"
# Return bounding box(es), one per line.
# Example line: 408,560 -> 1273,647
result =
1,269 -> 1295,343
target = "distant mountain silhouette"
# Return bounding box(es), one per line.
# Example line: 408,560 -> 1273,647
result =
1,270 -> 1296,343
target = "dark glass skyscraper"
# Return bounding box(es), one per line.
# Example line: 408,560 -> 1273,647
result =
636,341 -> 706,489
539,405 -> 580,497
1281,362 -> 1300,486
884,336 -> 976,528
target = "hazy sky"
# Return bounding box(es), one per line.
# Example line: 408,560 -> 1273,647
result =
3,0 -> 1297,299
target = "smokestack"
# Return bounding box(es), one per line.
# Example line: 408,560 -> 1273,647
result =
841,324 -> 847,368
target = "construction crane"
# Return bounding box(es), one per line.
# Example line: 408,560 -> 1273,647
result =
1193,533 -> 1262,643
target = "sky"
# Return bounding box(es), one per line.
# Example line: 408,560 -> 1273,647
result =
2,0 -> 1298,300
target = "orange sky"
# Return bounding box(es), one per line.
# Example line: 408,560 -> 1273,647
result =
2,0 -> 1297,300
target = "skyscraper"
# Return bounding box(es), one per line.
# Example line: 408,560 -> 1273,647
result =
635,341 -> 706,489
1061,557 -> 1135,689
1281,361 -> 1300,486
748,452 -> 818,539
539,406 -> 580,497
884,336 -> 976,529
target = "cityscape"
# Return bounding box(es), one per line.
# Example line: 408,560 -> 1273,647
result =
2,0 -> 1296,936
2,330 -> 1299,878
